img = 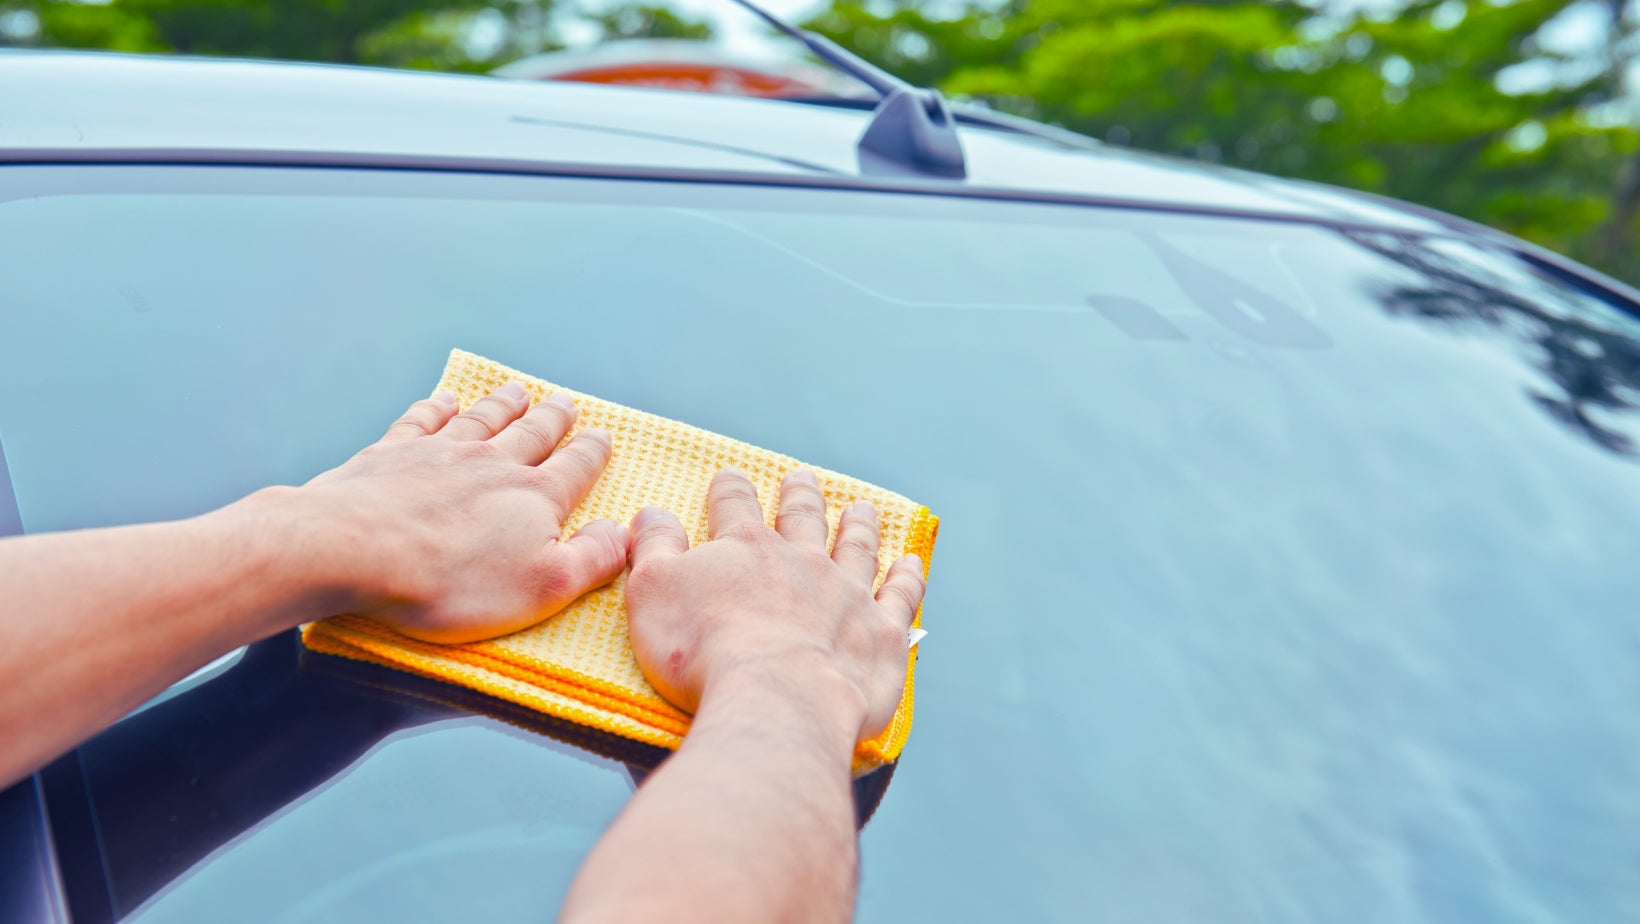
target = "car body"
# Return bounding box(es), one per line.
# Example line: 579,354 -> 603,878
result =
4,49 -> 1640,923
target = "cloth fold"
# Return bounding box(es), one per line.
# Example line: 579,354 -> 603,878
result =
303,349 -> 937,774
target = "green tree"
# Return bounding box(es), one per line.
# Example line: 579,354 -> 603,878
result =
805,0 -> 1640,285
0,0 -> 710,71
588,3 -> 711,41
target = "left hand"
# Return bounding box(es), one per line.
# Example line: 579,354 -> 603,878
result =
293,381 -> 629,643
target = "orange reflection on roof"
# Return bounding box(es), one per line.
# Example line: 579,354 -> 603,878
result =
551,62 -> 823,98
494,40 -> 858,100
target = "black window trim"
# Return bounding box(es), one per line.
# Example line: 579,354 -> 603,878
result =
0,146 -> 1461,235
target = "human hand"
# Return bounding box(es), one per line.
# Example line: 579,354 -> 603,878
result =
295,382 -> 629,644
623,468 -> 925,743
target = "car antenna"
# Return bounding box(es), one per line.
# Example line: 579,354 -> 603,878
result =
724,0 -> 967,180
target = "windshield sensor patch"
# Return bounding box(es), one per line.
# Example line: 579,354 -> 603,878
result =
1146,235 -> 1334,350
1087,296 -> 1189,341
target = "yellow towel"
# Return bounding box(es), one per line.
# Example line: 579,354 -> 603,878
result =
303,349 -> 937,775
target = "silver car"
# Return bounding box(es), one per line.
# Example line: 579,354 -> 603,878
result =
4,47 -> 1639,923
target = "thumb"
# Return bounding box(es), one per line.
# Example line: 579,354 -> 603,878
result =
629,506 -> 689,572
534,518 -> 630,610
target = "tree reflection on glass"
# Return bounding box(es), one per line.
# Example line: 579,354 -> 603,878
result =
1342,230 -> 1640,456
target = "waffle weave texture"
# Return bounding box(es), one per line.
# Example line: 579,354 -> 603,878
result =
302,349 -> 937,774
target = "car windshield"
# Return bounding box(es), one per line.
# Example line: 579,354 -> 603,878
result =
5,165 -> 1640,923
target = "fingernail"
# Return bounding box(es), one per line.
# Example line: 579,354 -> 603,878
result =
580,428 -> 612,447
499,380 -> 527,401
853,501 -> 877,521
718,466 -> 747,480
547,391 -> 576,411
615,523 -> 632,551
633,506 -> 667,530
433,391 -> 458,407
787,469 -> 818,486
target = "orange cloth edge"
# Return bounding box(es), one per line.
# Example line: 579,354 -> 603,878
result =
303,506 -> 936,775
301,623 -> 685,749
313,615 -> 690,733
855,505 -> 939,765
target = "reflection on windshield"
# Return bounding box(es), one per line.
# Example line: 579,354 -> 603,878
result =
1343,231 -> 1640,455
44,633 -> 895,922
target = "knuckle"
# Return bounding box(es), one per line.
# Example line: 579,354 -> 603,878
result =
778,506 -> 827,528
534,558 -> 579,602
799,547 -> 834,571
901,566 -> 927,592
780,480 -> 823,503
535,470 -> 570,505
714,475 -> 758,501
632,518 -> 667,544
833,534 -> 876,561
559,444 -> 604,481
454,440 -> 499,464
539,400 -> 575,429
510,417 -> 556,452
881,580 -> 919,612
453,410 -> 498,434
392,408 -> 433,431
723,521 -> 770,545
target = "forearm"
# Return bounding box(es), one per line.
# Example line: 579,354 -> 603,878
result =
0,486 -> 357,786
561,668 -> 865,924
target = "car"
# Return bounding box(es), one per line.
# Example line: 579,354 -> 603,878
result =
4,45 -> 1640,924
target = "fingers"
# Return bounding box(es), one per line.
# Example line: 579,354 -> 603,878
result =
492,391 -> 578,465
875,555 -> 926,631
707,468 -> 766,540
630,506 -> 689,571
775,470 -> 829,550
535,429 -> 613,520
440,380 -> 531,441
381,392 -> 460,442
535,518 -> 631,607
831,501 -> 882,584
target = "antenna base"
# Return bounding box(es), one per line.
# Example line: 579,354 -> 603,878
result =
857,87 -> 968,180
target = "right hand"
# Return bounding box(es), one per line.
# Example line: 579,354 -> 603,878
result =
623,468 -> 926,743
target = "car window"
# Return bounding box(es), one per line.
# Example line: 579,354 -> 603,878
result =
4,166 -> 1640,923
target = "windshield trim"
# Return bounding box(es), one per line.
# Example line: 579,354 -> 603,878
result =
1,146 -> 1465,237
9,148 -> 1637,330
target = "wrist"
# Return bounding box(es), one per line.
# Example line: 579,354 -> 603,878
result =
698,654 -> 869,758
204,485 -> 378,638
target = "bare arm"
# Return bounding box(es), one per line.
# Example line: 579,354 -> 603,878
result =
561,469 -> 926,924
0,382 -> 628,787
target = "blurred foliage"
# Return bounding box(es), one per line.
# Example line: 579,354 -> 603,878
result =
0,0 -> 710,70
4,0 -> 1640,284
588,2 -> 709,41
806,0 -> 1640,285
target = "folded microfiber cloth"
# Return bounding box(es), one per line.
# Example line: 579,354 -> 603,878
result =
303,349 -> 937,775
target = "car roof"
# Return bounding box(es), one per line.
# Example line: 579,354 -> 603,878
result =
0,49 -> 1450,233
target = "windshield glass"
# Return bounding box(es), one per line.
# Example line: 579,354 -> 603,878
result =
4,166 -> 1640,923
